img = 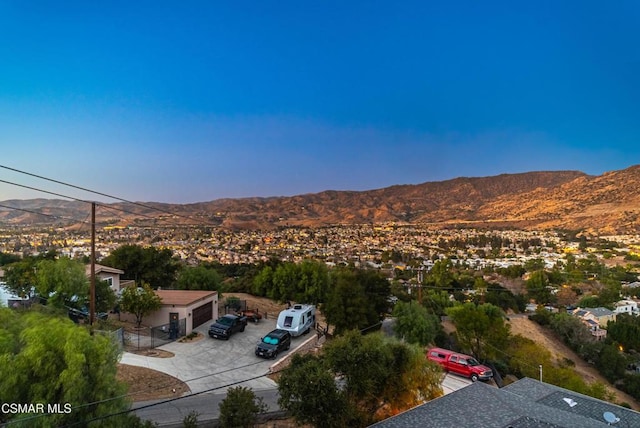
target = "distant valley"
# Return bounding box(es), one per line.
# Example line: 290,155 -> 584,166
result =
1,165 -> 640,234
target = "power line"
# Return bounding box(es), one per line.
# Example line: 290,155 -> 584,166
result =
0,164 -> 216,227
0,177 -> 217,230
0,203 -> 89,225
73,358 -> 271,412
58,319 -> 406,426
0,178 -> 92,204
60,370 -> 278,427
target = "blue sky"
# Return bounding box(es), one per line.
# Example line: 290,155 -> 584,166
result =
0,1 -> 638,203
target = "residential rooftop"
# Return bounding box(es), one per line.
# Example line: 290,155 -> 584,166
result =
370,377 -> 640,428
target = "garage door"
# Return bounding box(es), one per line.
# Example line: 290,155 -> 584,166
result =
192,302 -> 213,329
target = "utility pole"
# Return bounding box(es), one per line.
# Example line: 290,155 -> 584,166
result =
90,202 -> 96,326
417,266 -> 424,305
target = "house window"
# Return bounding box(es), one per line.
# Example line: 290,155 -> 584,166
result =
105,278 -> 113,287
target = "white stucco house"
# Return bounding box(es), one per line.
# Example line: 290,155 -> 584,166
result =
614,299 -> 639,316
85,264 -> 126,294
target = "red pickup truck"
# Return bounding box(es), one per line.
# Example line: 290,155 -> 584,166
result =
427,347 -> 493,382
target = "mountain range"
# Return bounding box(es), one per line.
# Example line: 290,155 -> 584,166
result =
1,165 -> 640,233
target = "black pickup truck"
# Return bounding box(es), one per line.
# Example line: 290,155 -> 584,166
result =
209,314 -> 248,340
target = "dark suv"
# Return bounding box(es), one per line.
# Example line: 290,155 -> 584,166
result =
255,329 -> 291,359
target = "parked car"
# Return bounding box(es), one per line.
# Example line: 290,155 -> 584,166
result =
255,329 -> 291,359
426,347 -> 493,382
276,304 -> 315,337
208,314 -> 247,340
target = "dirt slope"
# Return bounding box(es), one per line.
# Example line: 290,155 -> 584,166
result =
509,317 -> 639,409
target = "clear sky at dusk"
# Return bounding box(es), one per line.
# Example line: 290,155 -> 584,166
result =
1,1 -> 638,203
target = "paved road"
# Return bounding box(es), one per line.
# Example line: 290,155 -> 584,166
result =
131,388 -> 281,427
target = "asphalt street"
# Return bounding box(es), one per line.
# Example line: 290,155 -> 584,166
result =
131,388 -> 281,427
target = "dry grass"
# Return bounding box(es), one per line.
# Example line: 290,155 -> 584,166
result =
509,317 -> 639,409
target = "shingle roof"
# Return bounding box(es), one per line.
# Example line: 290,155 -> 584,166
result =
370,378 -> 640,428
583,307 -> 614,317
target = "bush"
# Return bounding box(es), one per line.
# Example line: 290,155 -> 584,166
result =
218,386 -> 267,428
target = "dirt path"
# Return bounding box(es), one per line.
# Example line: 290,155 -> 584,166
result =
509,316 -> 639,409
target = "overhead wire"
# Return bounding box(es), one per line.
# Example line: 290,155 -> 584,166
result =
0,164 -> 217,227
59,370 -> 278,428
9,318 -> 385,427
73,357 -> 273,411
59,320 -> 386,426
0,202 -> 90,225
0,178 -> 217,230
0,178 -> 92,204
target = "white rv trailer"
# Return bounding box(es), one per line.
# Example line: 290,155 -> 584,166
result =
276,304 -> 316,337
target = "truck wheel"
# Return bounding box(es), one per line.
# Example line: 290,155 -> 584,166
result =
272,351 -> 278,359
471,374 -> 479,382
240,325 -> 245,332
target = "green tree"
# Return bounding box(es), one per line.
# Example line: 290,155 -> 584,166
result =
392,301 -> 440,346
34,257 -> 88,310
446,302 -> 510,360
218,386 -> 267,428
296,260 -> 330,305
422,289 -> 453,316
595,343 -> 628,382
524,258 -> 546,272
0,309 -> 134,427
426,259 -> 454,288
95,278 -> 117,313
0,251 -> 20,266
176,265 -> 221,291
252,265 -> 274,298
323,268 -> 389,335
526,270 -> 555,304
323,331 -> 442,424
278,354 -> 354,428
549,312 -> 593,353
101,245 -> 180,289
324,269 -> 372,335
257,260 -> 330,304
3,258 -> 38,298
119,283 -> 162,327
608,314 -> 640,352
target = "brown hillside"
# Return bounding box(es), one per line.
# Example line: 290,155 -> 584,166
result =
2,166 -> 640,233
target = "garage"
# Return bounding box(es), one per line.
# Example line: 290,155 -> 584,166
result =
122,290 -> 218,335
192,301 -> 213,329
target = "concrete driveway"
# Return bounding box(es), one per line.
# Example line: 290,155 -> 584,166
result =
121,317 -> 296,394
122,317 -> 322,426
